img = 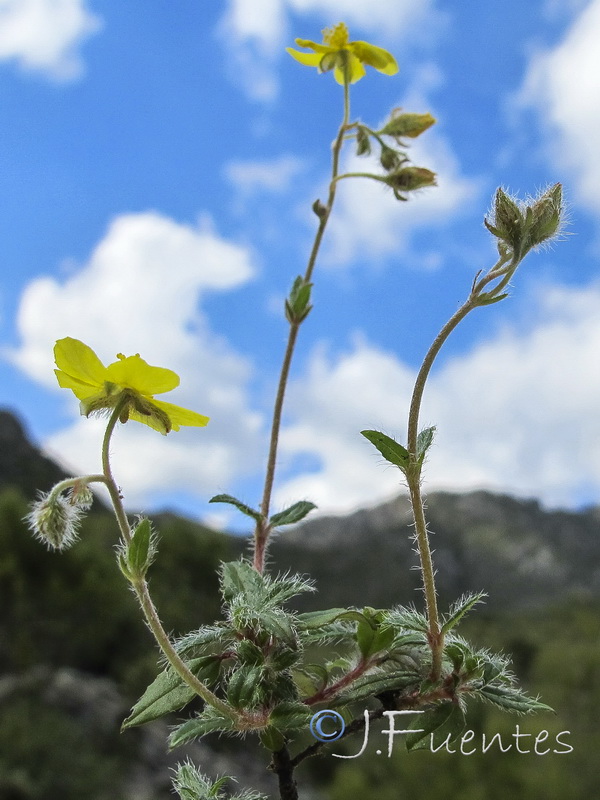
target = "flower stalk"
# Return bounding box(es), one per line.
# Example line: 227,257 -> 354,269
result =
253,71 -> 351,573
101,401 -> 236,720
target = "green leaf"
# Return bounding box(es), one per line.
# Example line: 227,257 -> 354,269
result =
441,592 -> 487,634
292,664 -> 329,697
127,518 -> 155,577
285,276 -> 313,323
270,500 -> 317,527
361,430 -> 410,470
337,670 -> 420,704
255,608 -> 296,643
356,618 -> 377,659
416,426 -> 436,463
169,712 -> 237,748
371,625 -> 396,655
220,560 -> 264,602
209,494 -> 262,522
406,703 -> 466,752
122,657 -> 218,730
260,727 -> 286,752
476,291 -> 509,306
297,608 -> 368,630
479,685 -> 554,714
383,606 -> 429,633
227,665 -> 263,708
269,701 -> 312,732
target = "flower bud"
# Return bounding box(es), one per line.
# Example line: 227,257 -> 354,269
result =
355,126 -> 371,157
485,184 -> 563,260
484,188 -> 525,253
387,166 -> 437,200
69,480 -> 94,511
379,111 -> 436,140
26,490 -> 84,551
380,144 -> 402,172
525,183 -> 563,249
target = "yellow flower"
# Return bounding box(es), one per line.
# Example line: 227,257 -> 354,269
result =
54,337 -> 209,435
286,22 -> 398,84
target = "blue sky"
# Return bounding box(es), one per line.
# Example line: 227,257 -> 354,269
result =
1,0 -> 600,529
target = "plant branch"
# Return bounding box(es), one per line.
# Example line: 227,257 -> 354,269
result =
405,255 -> 510,680
253,79 -> 351,573
101,403 -> 236,719
270,746 -> 299,800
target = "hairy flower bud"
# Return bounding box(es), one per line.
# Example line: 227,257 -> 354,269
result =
69,480 -> 94,511
484,188 -> 525,254
525,183 -> 563,249
379,110 -> 436,140
387,166 -> 437,200
485,184 -> 563,260
26,490 -> 84,551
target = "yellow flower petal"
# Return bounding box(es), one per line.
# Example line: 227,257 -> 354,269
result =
54,369 -> 102,401
54,338 -> 107,389
334,52 -> 366,84
105,354 -> 180,395
151,398 -> 210,430
54,337 -> 209,435
286,47 -> 324,67
293,38 -> 332,53
350,41 -> 399,75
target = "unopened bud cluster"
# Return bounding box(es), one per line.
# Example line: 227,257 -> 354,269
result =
485,184 -> 563,260
353,108 -> 437,201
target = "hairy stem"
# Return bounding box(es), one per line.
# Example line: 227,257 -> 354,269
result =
102,403 -> 235,718
405,255 -> 509,680
254,80 -> 351,573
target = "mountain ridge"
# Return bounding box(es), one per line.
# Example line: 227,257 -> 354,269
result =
2,407 -> 598,614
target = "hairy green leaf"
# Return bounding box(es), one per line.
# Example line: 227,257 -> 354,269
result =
337,670 -> 420,704
269,701 -> 312,732
406,703 -> 466,752
442,592 -> 487,634
169,711 -> 237,748
479,685 -> 554,714
270,500 -> 317,527
297,608 -> 368,630
209,494 -> 262,522
361,430 -> 410,470
122,657 -> 219,730
416,426 -> 436,462
220,560 -> 264,602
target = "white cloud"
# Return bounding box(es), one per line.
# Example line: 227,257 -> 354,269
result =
287,0 -> 440,38
324,125 -> 481,267
0,0 -> 101,81
276,282 -> 600,514
10,212 -> 265,508
224,155 -> 305,197
218,0 -> 443,99
518,0 -> 600,213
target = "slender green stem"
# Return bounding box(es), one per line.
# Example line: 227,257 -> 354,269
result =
101,402 -> 235,719
332,171 -> 389,184
253,79 -> 351,573
48,474 -> 108,497
405,255 -> 511,680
